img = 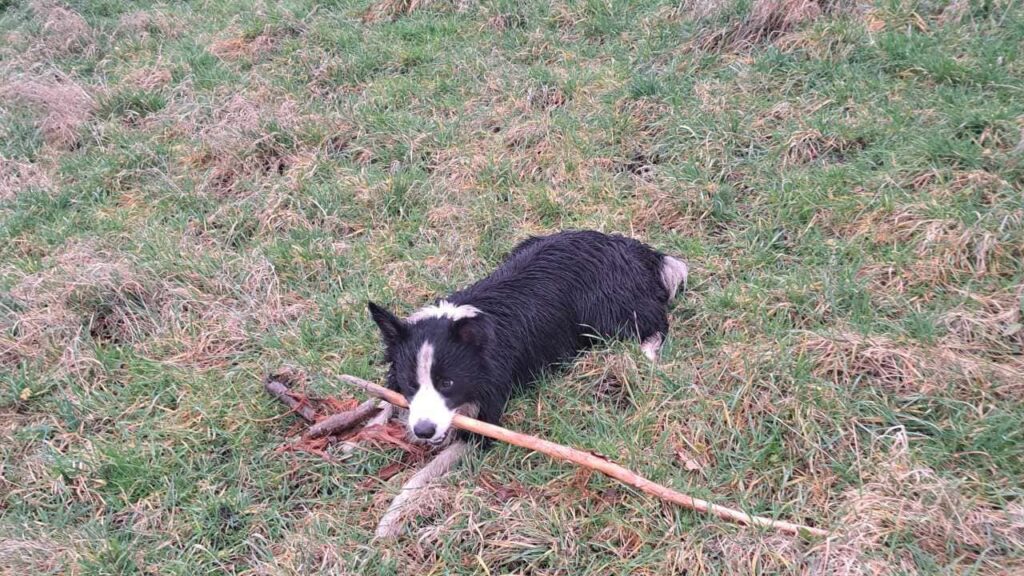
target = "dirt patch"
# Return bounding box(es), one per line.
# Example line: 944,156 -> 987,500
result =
0,73 -> 95,150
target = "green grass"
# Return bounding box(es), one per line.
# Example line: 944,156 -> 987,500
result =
2,0 -> 1023,574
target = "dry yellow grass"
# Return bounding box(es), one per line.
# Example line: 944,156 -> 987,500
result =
0,73 -> 95,150
29,0 -> 94,55
798,329 -> 1023,399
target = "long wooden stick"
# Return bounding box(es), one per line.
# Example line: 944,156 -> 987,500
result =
340,375 -> 829,538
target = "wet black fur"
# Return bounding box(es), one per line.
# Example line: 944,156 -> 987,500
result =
368,230 -> 681,443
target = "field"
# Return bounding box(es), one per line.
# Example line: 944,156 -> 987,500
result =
2,0 -> 1023,574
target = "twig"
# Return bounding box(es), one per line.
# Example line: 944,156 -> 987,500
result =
305,399 -> 379,440
264,375 -> 317,422
341,374 -> 829,538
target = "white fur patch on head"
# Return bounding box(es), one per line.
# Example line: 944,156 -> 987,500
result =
660,256 -> 688,301
407,300 -> 481,323
408,341 -> 455,442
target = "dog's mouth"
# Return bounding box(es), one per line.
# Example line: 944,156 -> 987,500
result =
405,403 -> 478,448
405,426 -> 453,448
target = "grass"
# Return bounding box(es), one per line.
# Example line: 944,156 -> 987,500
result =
1,0 -> 1023,573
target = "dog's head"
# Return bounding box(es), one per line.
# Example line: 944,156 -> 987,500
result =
367,301 -> 493,444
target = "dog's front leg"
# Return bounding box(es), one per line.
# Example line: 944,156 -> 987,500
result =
374,440 -> 468,539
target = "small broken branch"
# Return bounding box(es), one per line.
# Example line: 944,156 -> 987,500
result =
264,375 -> 317,422
305,399 -> 379,440
341,374 -> 829,538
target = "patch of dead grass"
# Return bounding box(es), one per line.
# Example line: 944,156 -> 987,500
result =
147,251 -> 316,370
657,428 -> 1023,575
363,0 -> 436,23
0,155 -> 52,200
694,0 -> 828,52
117,10 -> 181,40
122,66 -> 174,91
0,535 -> 78,575
813,429 -> 1024,575
399,487 -> 571,575
2,241 -> 315,377
628,182 -> 699,234
0,73 -> 95,150
180,92 -> 321,197
565,350 -> 642,409
849,205 -> 1023,294
29,0 -> 94,55
781,129 -> 866,167
2,242 -> 158,379
210,33 -> 278,62
798,329 -> 1023,399
662,531 -> 809,574
941,285 -> 1023,359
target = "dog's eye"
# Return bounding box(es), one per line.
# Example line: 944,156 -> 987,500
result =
437,379 -> 454,391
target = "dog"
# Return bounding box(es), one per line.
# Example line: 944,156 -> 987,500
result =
365,230 -> 687,537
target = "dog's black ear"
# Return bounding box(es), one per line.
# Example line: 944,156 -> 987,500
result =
452,314 -> 492,349
368,301 -> 407,346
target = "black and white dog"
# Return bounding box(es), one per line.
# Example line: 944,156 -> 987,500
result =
365,230 -> 687,536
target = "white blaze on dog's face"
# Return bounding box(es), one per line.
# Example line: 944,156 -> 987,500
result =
408,342 -> 455,443
368,300 -> 493,444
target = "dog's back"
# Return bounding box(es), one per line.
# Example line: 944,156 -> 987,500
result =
368,230 -> 687,441
450,230 -> 686,390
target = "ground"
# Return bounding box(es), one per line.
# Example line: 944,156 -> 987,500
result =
1,0 -> 1023,574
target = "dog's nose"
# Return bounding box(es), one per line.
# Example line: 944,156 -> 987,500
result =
413,421 -> 436,439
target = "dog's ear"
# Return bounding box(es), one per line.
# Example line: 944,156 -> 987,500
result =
452,314 -> 492,349
368,301 -> 407,346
